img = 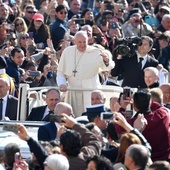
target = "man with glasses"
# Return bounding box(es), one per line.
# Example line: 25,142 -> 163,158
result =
23,4 -> 37,27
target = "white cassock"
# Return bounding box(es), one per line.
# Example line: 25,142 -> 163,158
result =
57,45 -> 115,117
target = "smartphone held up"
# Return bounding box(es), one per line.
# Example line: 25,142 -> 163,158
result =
100,112 -> 113,121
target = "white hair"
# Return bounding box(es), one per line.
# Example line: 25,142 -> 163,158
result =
74,30 -> 88,39
162,14 -> 170,22
144,67 -> 158,76
45,154 -> 69,170
91,90 -> 106,99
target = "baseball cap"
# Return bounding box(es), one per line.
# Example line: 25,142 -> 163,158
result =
33,13 -> 44,22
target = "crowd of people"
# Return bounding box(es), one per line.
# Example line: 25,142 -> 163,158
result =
0,0 -> 170,169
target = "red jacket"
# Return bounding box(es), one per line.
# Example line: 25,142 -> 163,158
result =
116,102 -> 170,161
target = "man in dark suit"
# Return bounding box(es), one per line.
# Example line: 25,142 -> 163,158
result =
26,89 -> 61,121
38,102 -> 75,141
0,77 -> 18,120
111,36 -> 165,88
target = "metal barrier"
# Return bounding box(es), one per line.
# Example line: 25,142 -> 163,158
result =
17,84 -> 123,121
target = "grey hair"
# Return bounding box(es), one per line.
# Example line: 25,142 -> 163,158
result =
74,30 -> 88,39
45,154 -> 69,170
144,67 -> 159,76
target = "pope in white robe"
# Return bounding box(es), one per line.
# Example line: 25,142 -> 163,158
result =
57,30 -> 115,117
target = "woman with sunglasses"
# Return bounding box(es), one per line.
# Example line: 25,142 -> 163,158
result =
50,5 -> 68,50
28,13 -> 50,49
13,17 -> 28,37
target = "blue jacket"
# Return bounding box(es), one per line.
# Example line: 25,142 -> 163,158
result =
5,57 -> 20,87
38,122 -> 57,141
50,18 -> 67,50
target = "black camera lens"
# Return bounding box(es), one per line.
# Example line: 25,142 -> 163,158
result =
118,45 -> 130,56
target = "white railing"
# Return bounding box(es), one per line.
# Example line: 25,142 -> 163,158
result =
17,84 -> 123,121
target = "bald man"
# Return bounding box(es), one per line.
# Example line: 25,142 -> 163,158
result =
38,102 -> 75,141
160,83 -> 170,109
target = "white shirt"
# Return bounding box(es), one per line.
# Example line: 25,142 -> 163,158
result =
41,106 -> 50,120
0,69 -> 6,74
137,53 -> 147,69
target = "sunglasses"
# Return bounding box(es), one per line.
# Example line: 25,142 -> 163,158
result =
59,11 -> 67,15
21,36 -> 29,40
27,11 -> 36,14
15,22 -> 23,27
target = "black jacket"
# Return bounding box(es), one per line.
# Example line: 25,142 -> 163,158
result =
111,54 -> 159,88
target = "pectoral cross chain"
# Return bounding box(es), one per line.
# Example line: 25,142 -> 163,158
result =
73,69 -> 77,77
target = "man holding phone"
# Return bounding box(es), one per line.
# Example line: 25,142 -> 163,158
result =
38,102 -> 75,141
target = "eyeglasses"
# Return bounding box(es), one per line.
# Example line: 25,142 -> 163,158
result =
27,11 -> 36,14
21,36 -> 29,40
59,11 -> 67,15
15,22 -> 23,27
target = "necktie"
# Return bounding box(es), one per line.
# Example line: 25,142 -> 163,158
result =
139,57 -> 144,69
42,111 -> 54,121
0,99 -> 3,120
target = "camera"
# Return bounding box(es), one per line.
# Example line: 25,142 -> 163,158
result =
94,36 -> 103,44
49,114 -> 64,123
106,4 -> 114,10
3,123 -> 18,133
123,87 -> 131,101
75,18 -> 85,25
100,112 -> 113,120
29,71 -> 40,77
115,36 -> 142,57
14,152 -> 21,164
